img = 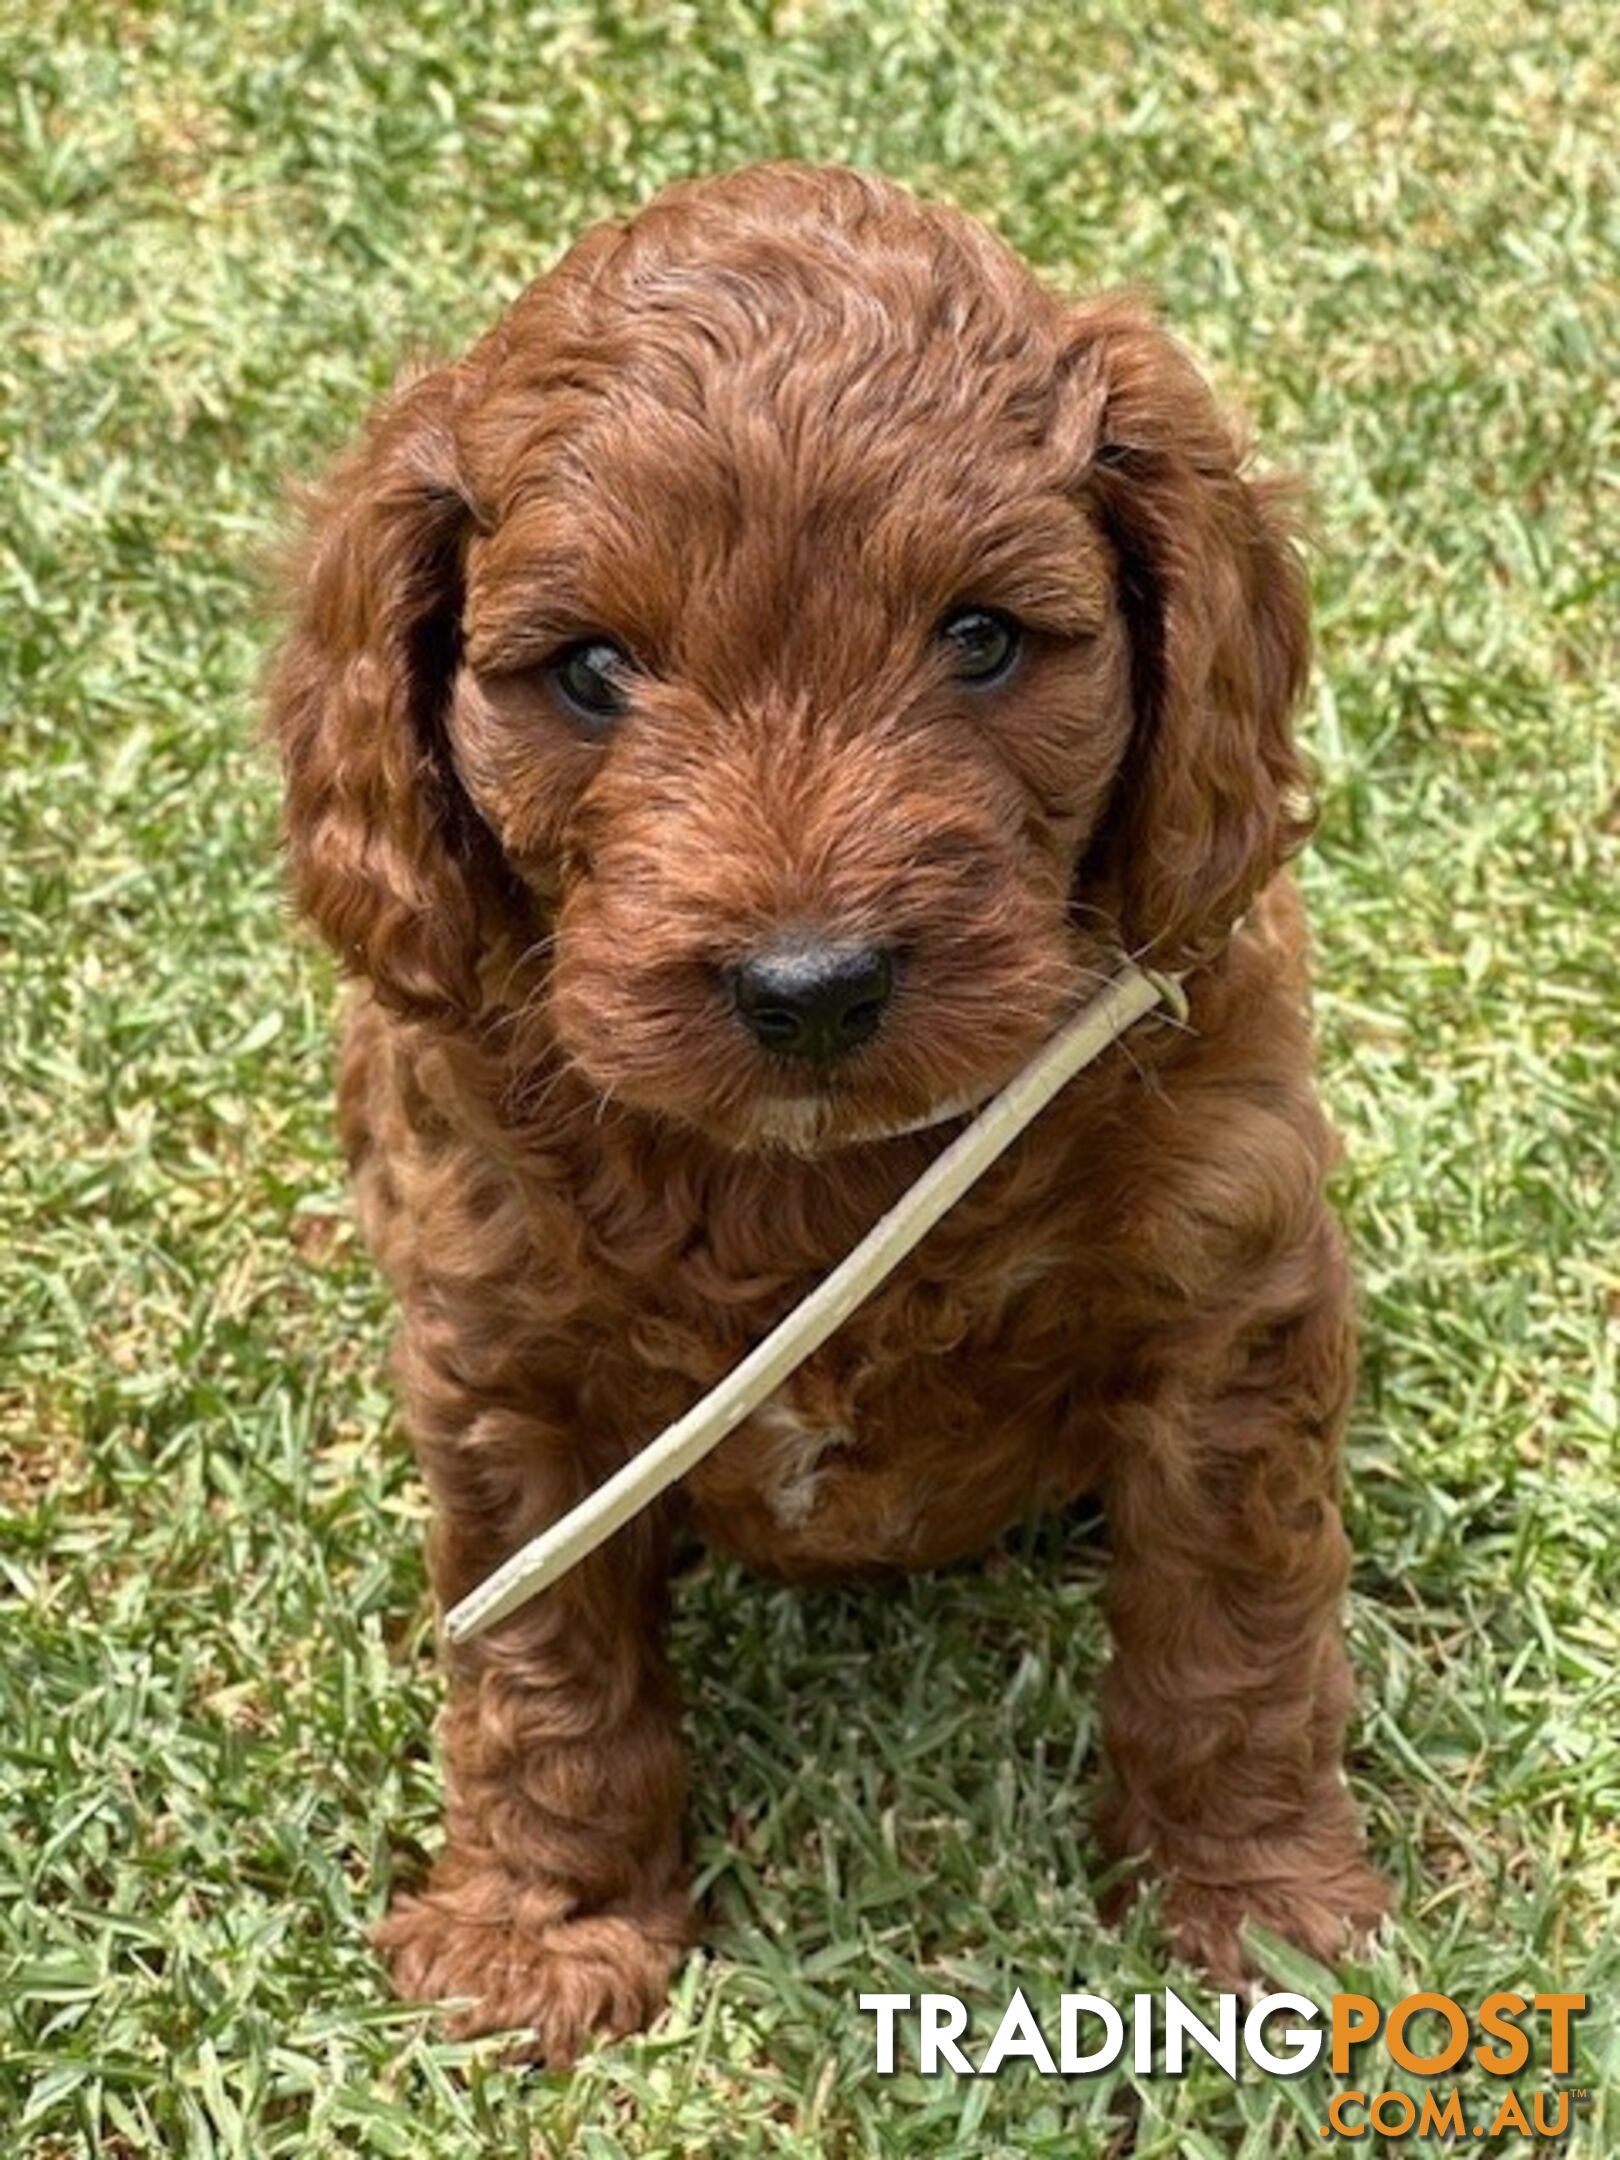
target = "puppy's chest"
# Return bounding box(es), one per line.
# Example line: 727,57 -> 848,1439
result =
749,1372 -> 860,1533
681,1241 -> 1097,1574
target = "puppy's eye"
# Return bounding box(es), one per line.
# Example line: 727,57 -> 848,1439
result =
939,607 -> 1022,686
547,639 -> 634,728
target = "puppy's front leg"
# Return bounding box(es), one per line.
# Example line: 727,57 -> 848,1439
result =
1096,1260 -> 1391,1979
375,1345 -> 690,2061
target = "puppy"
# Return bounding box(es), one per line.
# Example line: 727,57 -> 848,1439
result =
270,161 -> 1389,2059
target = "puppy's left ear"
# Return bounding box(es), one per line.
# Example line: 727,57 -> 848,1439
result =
1073,299 -> 1313,968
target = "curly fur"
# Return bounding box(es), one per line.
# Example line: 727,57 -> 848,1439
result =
269,161 -> 1388,2059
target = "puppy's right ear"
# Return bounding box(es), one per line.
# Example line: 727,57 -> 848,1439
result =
267,366 -> 508,1022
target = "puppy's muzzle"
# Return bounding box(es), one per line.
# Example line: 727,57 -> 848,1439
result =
725,937 -> 895,1064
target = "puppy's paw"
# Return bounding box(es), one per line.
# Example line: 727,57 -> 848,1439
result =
1157,1850 -> 1393,1987
375,1874 -> 690,2061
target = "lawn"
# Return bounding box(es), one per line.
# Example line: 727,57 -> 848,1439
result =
1,1 -> 1615,2154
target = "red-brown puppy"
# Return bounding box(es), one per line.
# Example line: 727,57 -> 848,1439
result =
270,161 -> 1389,2060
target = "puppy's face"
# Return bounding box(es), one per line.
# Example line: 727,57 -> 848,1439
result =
272,166 -> 1310,1150
446,188 -> 1135,1152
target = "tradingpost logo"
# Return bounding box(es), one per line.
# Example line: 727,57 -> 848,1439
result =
858,1985 -> 1589,2139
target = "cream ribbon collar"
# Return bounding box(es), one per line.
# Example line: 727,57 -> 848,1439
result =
445,961 -> 1186,1645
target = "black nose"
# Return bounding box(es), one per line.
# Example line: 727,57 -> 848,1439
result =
727,940 -> 895,1063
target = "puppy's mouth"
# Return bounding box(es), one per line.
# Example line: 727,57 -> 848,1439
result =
743,1076 -> 999,1156
548,909 -> 1089,1159
711,929 -> 1070,1155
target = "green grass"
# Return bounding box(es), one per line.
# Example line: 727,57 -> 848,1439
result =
2,1 -> 1615,2153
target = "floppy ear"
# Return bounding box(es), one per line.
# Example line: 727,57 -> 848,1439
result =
267,365 -> 513,1023
1074,300 -> 1313,969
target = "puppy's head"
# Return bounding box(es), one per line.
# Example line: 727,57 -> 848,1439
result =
270,164 -> 1309,1153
